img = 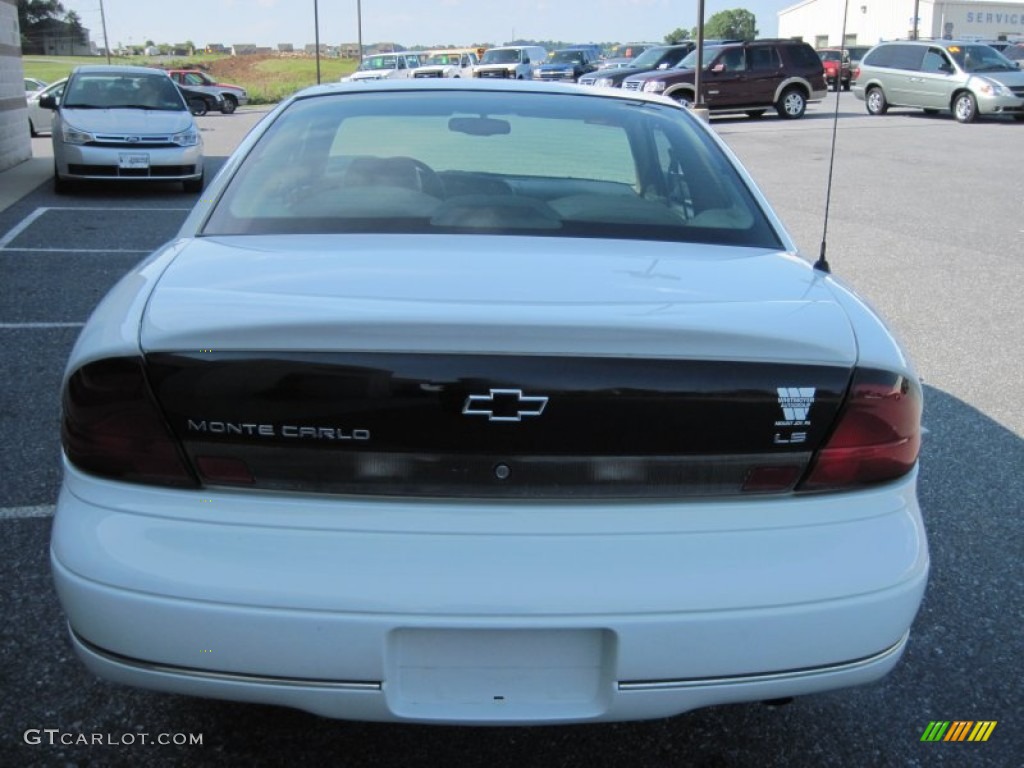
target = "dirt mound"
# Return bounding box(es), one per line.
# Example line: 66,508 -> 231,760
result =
205,54 -> 277,83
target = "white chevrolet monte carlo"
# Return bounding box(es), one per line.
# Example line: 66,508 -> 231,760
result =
52,79 -> 928,725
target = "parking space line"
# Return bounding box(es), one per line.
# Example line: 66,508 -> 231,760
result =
0,322 -> 85,329
1,248 -> 152,254
0,505 -> 55,520
0,206 -> 193,251
0,207 -> 48,249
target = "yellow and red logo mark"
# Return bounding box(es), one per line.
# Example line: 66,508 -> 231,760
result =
920,721 -> 997,742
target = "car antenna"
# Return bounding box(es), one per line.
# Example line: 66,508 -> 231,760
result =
815,0 -> 852,274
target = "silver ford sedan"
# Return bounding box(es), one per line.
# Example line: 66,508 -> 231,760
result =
52,79 -> 928,725
42,65 -> 204,192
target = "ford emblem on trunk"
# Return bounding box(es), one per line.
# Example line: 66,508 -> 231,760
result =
462,389 -> 549,422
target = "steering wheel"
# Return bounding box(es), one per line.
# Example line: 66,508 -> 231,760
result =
397,157 -> 445,198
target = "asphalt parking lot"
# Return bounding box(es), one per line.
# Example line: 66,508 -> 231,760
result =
1,95 -> 1021,767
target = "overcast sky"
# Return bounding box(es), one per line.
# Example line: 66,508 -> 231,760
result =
61,0 -> 791,49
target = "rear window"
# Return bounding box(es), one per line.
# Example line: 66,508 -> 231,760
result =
787,43 -> 824,70
203,90 -> 782,249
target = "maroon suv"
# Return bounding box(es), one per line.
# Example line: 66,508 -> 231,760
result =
621,39 -> 828,119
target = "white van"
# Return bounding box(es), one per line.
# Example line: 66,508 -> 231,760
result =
413,49 -> 480,78
473,46 -> 547,79
343,52 -> 425,82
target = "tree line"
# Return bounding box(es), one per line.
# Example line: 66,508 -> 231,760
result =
17,0 -> 85,50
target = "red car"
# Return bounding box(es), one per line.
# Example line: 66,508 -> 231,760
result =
818,48 -> 852,91
166,69 -> 248,113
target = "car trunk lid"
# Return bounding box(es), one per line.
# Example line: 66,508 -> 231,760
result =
140,235 -> 856,497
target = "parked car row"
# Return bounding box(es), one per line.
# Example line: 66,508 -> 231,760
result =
343,45 -> 609,83
31,38 -> 1023,199
574,36 -> 1021,123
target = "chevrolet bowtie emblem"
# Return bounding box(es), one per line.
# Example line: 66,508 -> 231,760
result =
462,389 -> 549,422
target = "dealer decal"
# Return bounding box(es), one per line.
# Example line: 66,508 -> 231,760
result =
775,387 -> 816,427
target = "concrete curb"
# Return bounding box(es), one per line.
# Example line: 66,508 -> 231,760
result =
0,154 -> 52,213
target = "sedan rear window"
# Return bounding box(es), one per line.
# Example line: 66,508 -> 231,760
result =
202,90 -> 782,248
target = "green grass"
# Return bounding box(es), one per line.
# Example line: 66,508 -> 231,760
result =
22,55 -> 93,83
244,58 -> 356,103
21,55 -> 358,105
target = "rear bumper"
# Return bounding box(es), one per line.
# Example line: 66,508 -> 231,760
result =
65,624 -> 911,724
52,463 -> 928,723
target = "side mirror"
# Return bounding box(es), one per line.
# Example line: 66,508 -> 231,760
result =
39,94 -> 57,109
523,56 -> 531,64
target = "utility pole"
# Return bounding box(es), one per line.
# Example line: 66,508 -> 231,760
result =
98,0 -> 111,64
694,0 -> 705,107
912,0 -> 921,39
357,0 -> 363,62
314,0 -> 321,84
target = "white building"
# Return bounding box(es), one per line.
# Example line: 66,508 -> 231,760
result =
1,0 -> 31,172
779,0 -> 1024,48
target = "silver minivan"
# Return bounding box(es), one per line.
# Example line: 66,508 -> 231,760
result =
852,40 -> 1024,123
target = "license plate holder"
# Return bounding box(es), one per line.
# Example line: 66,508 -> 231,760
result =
387,628 -> 613,721
118,153 -> 150,169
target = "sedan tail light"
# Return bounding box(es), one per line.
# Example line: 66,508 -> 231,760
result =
62,357 -> 198,487
798,368 -> 922,492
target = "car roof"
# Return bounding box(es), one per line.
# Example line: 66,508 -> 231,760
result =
291,77 -> 688,109
874,38 -> 1002,47
70,65 -> 171,76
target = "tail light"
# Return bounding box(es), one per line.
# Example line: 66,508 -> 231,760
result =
798,368 -> 922,492
853,67 -> 861,80
62,357 -> 198,487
